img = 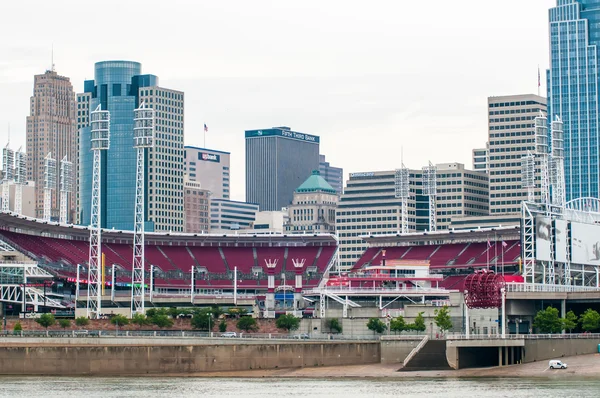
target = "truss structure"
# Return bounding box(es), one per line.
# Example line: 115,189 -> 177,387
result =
534,112 -> 550,206
43,153 -> 56,221
422,162 -> 437,232
0,263 -> 63,310
87,105 -> 110,319
14,149 -> 25,215
394,166 -> 410,234
131,102 -> 155,316
521,151 -> 536,203
550,116 -> 565,209
59,156 -> 72,224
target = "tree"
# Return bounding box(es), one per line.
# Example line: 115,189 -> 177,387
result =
434,306 -> 453,334
390,316 -> 406,333
36,313 -> 56,329
533,306 -> 562,333
237,316 -> 258,332
409,312 -> 427,333
110,314 -> 130,327
75,317 -> 89,327
131,313 -> 149,327
579,309 -> 600,332
151,314 -> 174,329
562,310 -> 578,333
325,318 -> 343,334
191,312 -> 212,331
276,314 -> 300,332
59,319 -> 71,329
13,322 -> 22,332
219,320 -> 228,333
366,318 -> 386,334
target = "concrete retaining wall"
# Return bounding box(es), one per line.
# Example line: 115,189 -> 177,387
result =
523,338 -> 600,363
0,341 -> 380,375
379,338 -> 423,364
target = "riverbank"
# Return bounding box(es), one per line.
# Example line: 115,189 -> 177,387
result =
189,353 -> 600,379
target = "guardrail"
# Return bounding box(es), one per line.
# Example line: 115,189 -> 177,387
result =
303,287 -> 454,295
0,330 -> 381,341
505,283 -> 600,293
447,333 -> 600,340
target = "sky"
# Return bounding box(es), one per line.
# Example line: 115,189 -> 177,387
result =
0,0 -> 556,202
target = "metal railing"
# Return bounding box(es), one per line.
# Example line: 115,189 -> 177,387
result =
447,333 -> 600,340
506,282 -> 600,293
304,286 -> 455,295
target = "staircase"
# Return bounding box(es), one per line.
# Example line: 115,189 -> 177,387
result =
400,339 -> 452,371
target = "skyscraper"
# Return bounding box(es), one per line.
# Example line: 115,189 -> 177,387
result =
26,69 -> 77,221
319,154 -> 343,194
487,94 -> 547,214
77,61 -> 184,232
548,0 -> 600,201
245,126 -> 319,211
184,146 -> 231,199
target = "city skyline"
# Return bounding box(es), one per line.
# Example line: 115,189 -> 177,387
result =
0,0 -> 554,202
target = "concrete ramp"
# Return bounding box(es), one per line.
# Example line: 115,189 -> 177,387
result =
400,339 -> 452,371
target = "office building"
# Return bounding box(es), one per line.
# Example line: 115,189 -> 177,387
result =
286,170 -> 339,233
336,164 -> 488,270
26,69 -> 77,220
210,199 -> 259,232
548,1 -> 600,201
184,179 -> 211,233
319,154 -> 343,194
472,146 -> 488,173
245,126 -> 319,211
253,211 -> 289,233
184,146 -> 230,199
78,60 -> 184,232
487,94 -> 547,214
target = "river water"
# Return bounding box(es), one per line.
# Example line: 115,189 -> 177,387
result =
0,377 -> 598,397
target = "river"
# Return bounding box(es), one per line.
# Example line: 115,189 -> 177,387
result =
0,377 -> 598,397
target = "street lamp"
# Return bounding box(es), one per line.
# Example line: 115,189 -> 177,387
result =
207,312 -> 212,337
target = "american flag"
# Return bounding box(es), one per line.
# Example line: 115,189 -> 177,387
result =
502,241 -> 508,248
487,240 -> 492,248
204,123 -> 208,133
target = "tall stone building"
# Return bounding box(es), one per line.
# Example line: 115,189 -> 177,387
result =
26,69 -> 77,221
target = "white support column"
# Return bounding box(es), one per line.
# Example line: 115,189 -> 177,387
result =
422,162 -> 437,232
87,105 -> 110,320
2,145 -> 14,213
59,156 -> 72,224
319,294 -> 325,319
501,288 -> 506,339
234,266 -> 237,306
190,266 -> 195,304
75,264 -> 80,301
111,264 -> 115,302
43,152 -> 56,221
131,102 -> 154,317
14,149 -> 25,216
394,166 -> 410,234
343,296 -> 348,318
465,305 -> 470,339
150,264 -> 154,302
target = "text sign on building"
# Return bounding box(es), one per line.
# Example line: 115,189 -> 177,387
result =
198,152 -> 220,163
245,129 -> 320,143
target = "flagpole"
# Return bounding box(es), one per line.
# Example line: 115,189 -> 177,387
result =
494,233 -> 498,274
487,236 -> 490,271
537,65 -> 540,97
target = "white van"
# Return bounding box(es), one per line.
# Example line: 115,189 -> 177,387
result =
549,360 -> 568,369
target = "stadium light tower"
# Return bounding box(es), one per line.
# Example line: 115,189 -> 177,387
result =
422,161 -> 437,232
1,143 -> 14,212
43,153 -> 56,221
394,165 -> 410,234
521,152 -> 536,203
87,105 -> 110,319
59,156 -> 73,224
131,101 -> 154,316
534,112 -> 550,206
14,149 -> 26,215
550,116 -> 565,208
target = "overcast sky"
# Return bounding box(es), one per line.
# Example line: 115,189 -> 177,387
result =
0,0 -> 555,201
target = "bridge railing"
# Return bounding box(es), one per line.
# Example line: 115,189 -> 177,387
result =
447,333 -> 600,340
505,283 -> 600,293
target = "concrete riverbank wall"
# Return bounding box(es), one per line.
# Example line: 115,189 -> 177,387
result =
0,340 -> 380,375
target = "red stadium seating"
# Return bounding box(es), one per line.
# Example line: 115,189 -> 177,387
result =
160,246 -> 197,271
315,246 -> 336,272
188,246 -> 227,274
221,247 -> 255,273
255,247 -> 285,273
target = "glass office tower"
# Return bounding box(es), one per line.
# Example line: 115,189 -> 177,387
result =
548,0 -> 600,200
78,61 -> 185,232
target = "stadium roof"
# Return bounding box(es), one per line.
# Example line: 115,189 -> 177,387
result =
361,226 -> 521,246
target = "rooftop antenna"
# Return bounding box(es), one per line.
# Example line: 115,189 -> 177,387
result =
51,44 -> 55,72
7,123 -> 10,146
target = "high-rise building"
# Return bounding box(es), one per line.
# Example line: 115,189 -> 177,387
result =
548,0 -> 600,201
184,146 -> 230,199
210,199 -> 259,232
26,69 -> 77,221
184,179 -> 211,233
319,154 -> 343,194
286,170 -> 339,234
472,146 -> 488,173
77,61 -> 184,232
487,94 -> 547,215
245,127 -> 319,211
336,164 -> 488,270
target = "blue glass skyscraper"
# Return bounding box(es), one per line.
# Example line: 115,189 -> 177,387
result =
78,61 -> 185,232
548,1 -> 600,201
